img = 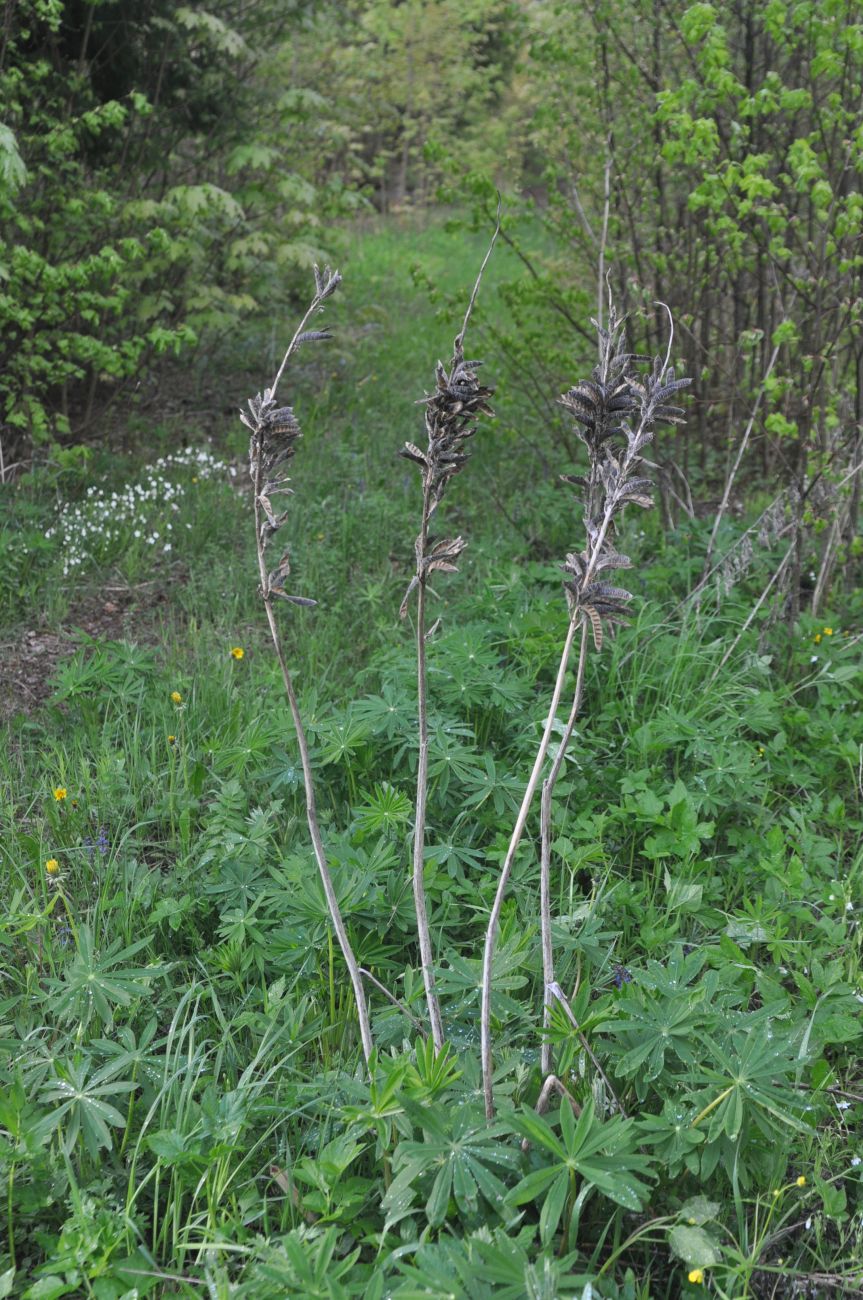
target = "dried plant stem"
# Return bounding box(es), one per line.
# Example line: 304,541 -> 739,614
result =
706,539 -> 795,686
252,498 -> 374,1068
249,277 -> 373,1070
481,474 -> 628,1118
696,337 -> 782,596
360,968 -> 427,1037
480,615 -> 578,1119
411,482 -> 445,1051
540,623 -> 589,1076
404,213 -> 499,1052
547,981 -> 626,1116
481,303 -> 689,1119
596,145 -> 612,337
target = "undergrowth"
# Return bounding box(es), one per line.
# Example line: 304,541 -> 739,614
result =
1,217 -> 862,1298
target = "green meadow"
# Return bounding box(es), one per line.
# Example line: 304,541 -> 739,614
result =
2,213 -> 862,1297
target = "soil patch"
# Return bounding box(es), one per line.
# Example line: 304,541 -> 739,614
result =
0,581 -> 178,720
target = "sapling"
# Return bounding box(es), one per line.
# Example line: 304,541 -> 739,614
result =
398,228 -> 498,1050
480,304 -> 690,1118
241,266 -> 373,1068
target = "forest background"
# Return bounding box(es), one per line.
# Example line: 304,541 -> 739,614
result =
1,1 -> 862,1297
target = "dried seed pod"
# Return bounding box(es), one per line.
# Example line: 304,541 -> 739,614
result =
559,303 -> 690,648
243,265 -> 340,613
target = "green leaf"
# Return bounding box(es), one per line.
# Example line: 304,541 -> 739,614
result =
539,1168 -> 570,1245
679,1195 -> 720,1226
668,1224 -> 721,1267
507,1108 -> 567,1159
426,1162 -> 453,1227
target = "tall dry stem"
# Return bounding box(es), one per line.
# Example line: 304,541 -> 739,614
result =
480,618 -> 578,1117
399,220 -> 499,1050
481,304 -> 690,1118
241,266 -> 373,1069
539,627 -> 588,1076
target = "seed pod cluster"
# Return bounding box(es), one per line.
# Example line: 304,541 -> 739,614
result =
399,347 -> 494,618
241,265 -> 341,607
401,355 -> 494,512
560,308 -> 691,648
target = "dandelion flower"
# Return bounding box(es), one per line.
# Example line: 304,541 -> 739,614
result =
814,633 -> 822,644
823,627 -> 833,636
53,787 -> 67,801
796,1175 -> 806,1187
688,1270 -> 704,1285
171,691 -> 182,704
168,734 -> 176,745
45,858 -> 59,874
230,647 -> 244,660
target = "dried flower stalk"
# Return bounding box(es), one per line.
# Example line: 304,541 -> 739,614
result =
241,266 -> 373,1068
399,222 -> 498,1050
480,304 -> 690,1118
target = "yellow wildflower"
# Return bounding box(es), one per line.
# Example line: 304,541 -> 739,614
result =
168,735 -> 176,745
53,787 -> 67,801
688,1269 -> 704,1285
230,647 -> 244,660
45,858 -> 59,874
796,1175 -> 806,1187
171,691 -> 182,704
823,627 -> 833,636
814,633 -> 822,644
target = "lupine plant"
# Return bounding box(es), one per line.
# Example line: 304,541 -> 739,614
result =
241,267 -> 374,1067
398,226 -> 498,1050
481,304 -> 691,1117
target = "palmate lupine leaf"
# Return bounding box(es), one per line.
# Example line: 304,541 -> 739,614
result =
32,1052 -> 139,1158
384,1099 -> 520,1230
48,925 -> 168,1030
507,1099 -> 654,1244
688,1016 -> 815,1144
390,1225 -> 584,1299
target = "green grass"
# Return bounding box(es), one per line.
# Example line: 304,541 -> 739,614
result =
1,213 -> 862,1298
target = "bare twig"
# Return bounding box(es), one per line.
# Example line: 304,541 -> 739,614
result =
596,147 -> 612,337
706,540 -> 794,686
